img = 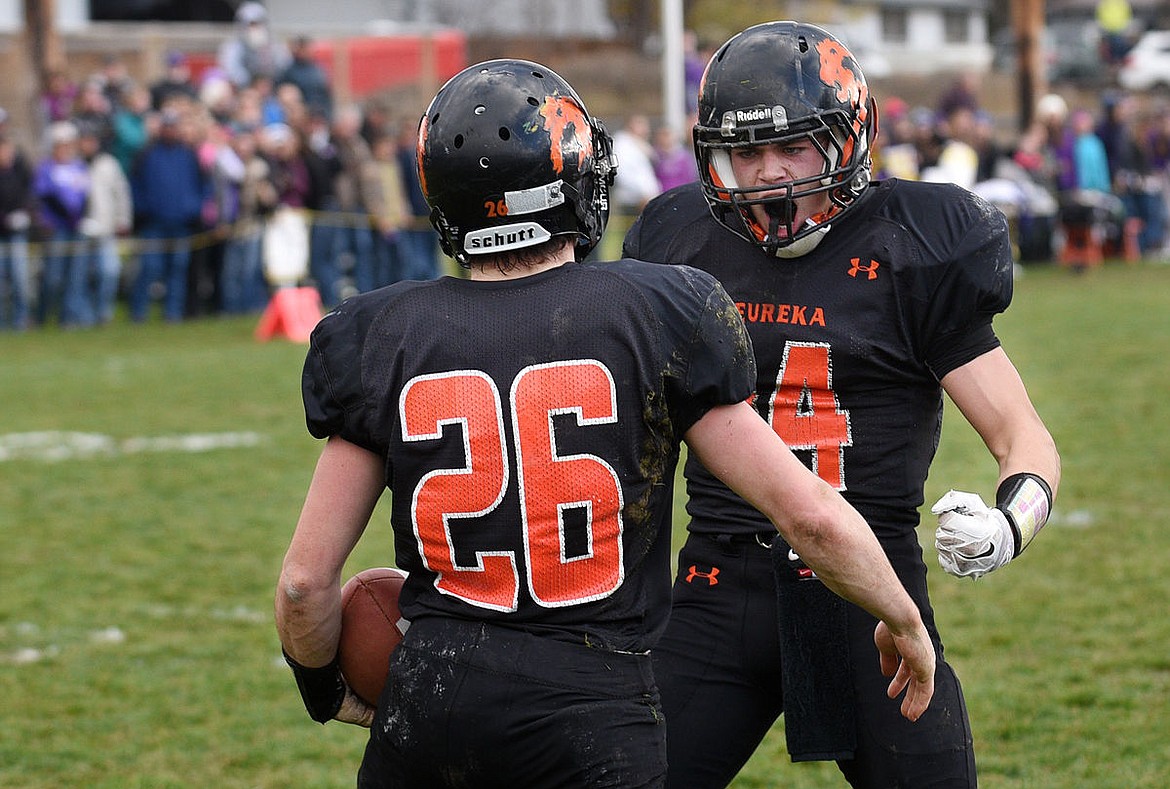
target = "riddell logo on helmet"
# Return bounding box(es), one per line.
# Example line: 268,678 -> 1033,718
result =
720,106 -> 789,135
736,108 -> 772,122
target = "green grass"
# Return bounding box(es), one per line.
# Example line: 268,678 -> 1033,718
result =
2,262 -> 1169,787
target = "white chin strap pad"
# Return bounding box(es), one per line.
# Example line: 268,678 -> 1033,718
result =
775,223 -> 830,258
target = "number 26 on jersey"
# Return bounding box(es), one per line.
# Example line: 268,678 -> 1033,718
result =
400,361 -> 625,613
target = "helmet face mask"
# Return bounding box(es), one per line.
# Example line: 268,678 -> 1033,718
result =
694,22 -> 875,257
417,60 -> 616,267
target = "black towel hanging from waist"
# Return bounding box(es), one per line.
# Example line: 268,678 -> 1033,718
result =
772,537 -> 857,762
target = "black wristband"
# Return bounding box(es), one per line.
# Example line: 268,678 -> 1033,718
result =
283,649 -> 346,724
994,473 -> 1053,556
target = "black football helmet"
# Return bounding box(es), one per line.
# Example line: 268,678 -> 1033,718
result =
694,22 -> 877,257
418,59 -> 616,266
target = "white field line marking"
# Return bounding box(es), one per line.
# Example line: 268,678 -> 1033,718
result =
0,431 -> 265,462
2,606 -> 271,665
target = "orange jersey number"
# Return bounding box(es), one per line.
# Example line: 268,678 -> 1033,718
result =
401,362 -> 623,612
765,342 -> 852,490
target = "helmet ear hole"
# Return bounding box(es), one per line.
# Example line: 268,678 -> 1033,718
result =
498,127 -> 510,141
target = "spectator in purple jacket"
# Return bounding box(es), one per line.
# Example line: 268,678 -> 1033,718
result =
1036,93 -> 1078,192
34,121 -> 92,327
651,123 -> 698,192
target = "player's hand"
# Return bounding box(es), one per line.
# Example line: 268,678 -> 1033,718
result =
931,490 -> 1015,579
333,685 -> 375,728
874,621 -> 935,722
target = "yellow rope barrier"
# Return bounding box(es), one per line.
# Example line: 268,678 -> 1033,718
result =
20,207 -> 400,257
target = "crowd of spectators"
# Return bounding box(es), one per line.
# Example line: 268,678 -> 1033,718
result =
7,17 -> 1170,331
0,1 -> 439,332
596,51 -> 1170,273
596,112 -> 698,259
873,74 -> 1170,267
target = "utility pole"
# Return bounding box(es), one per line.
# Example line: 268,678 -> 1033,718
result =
17,0 -> 60,144
661,0 -> 685,138
1012,0 -> 1046,132
24,0 -> 62,82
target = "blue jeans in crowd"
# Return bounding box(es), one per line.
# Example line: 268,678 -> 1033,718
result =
397,228 -> 441,281
220,227 -> 267,314
131,222 -> 191,322
309,199 -> 343,308
38,230 -> 94,327
88,235 -> 122,325
338,218 -> 377,295
1122,191 -> 1167,255
0,234 -> 30,330
370,231 -> 403,291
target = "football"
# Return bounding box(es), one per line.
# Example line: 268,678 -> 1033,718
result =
338,567 -> 410,706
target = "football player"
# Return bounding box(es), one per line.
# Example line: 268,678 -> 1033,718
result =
275,58 -> 936,789
623,21 -> 1061,789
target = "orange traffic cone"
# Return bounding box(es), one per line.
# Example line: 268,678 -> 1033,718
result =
255,286 -> 323,343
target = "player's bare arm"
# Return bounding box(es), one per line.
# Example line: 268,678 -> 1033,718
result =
933,347 -> 1061,579
684,401 -> 936,721
276,436 -> 384,727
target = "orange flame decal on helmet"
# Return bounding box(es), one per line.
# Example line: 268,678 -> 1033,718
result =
816,37 -> 869,176
538,95 -> 592,174
816,38 -> 868,123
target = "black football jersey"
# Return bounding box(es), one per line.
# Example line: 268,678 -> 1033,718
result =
302,261 -> 754,651
624,178 -> 1012,540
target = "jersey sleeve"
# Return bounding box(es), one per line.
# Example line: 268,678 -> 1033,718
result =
622,184 -> 707,264
622,210 -> 649,260
301,298 -> 381,453
665,267 -> 757,433
911,186 -> 1014,379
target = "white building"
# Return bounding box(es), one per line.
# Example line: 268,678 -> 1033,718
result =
0,0 -> 615,38
819,0 -> 994,77
0,0 -> 995,79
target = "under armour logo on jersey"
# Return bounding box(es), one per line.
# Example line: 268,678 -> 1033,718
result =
848,258 -> 880,280
685,565 -> 720,586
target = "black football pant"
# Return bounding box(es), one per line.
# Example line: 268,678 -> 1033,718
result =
358,615 -> 666,788
654,531 -> 977,788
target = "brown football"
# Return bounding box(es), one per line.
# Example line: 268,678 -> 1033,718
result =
338,567 -> 409,706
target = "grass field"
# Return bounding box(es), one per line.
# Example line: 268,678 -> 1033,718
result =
2,262 -> 1169,788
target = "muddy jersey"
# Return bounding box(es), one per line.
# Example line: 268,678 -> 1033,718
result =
302,261 -> 754,652
624,178 -> 1013,540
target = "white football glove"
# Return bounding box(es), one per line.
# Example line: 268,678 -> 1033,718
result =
931,490 -> 1016,579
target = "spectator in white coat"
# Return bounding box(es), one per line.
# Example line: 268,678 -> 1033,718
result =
77,122 -> 132,324
600,113 -> 661,258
